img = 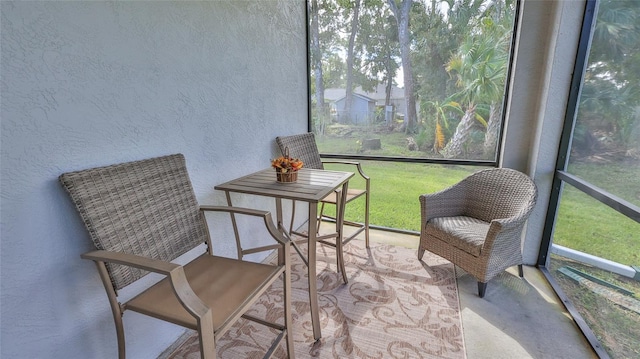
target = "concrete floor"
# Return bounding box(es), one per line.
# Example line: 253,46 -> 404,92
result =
362,226 -> 598,359
164,225 -> 598,358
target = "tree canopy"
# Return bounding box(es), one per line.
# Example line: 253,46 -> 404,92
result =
309,0 -> 639,162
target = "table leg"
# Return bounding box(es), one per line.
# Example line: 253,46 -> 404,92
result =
224,191 -> 243,260
275,198 -> 284,232
275,198 -> 308,266
308,202 -> 321,340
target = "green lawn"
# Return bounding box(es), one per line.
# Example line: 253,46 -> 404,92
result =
317,131 -> 432,158
322,161 -> 477,231
316,130 -> 638,265
549,255 -> 640,358
568,162 -> 640,207
552,162 -> 640,265
323,160 -> 639,266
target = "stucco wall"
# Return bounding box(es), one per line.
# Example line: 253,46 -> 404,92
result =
502,0 -> 585,264
0,1 -> 307,358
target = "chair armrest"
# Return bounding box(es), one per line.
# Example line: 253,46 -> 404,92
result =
492,215 -> 528,231
81,250 -> 211,321
419,184 -> 468,223
487,197 -> 537,233
482,211 -> 533,253
199,205 -> 288,246
479,219 -> 525,258
322,160 -> 370,181
82,250 -> 179,274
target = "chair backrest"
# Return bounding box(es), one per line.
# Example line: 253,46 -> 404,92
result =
59,154 -> 209,290
463,168 -> 537,222
276,133 -> 324,170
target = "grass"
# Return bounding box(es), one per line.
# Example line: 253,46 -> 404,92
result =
316,127 -> 443,158
318,139 -> 640,265
549,164 -> 640,359
568,162 -> 640,207
550,256 -> 640,359
323,159 -> 639,265
552,162 -> 640,266
321,161 -> 477,231
554,185 -> 639,265
315,131 -> 640,359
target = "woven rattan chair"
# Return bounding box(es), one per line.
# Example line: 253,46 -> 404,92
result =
418,168 -> 537,298
60,154 -> 294,359
275,133 -> 370,269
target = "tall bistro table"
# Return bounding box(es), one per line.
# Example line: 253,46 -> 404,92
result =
214,167 -> 354,340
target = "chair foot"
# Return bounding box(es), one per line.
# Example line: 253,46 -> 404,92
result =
478,281 -> 487,298
518,264 -> 524,278
417,248 -> 425,260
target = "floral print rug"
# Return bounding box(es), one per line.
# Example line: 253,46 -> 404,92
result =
166,240 -> 465,359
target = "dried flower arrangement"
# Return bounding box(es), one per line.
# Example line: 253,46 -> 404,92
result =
271,156 -> 304,173
271,147 -> 303,182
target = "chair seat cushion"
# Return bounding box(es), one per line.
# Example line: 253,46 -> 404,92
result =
126,254 -> 282,332
426,216 -> 489,257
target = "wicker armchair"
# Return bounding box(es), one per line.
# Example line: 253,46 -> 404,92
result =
60,154 -> 294,359
276,133 -> 370,249
418,168 -> 537,298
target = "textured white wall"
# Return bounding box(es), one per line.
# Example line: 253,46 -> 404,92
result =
0,1 -> 307,358
502,0 -> 586,264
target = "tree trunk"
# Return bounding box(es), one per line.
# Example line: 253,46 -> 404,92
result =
385,63 -> 392,107
344,0 -> 361,124
483,103 -> 501,159
310,0 -> 325,133
441,104 -> 477,159
387,0 -> 417,134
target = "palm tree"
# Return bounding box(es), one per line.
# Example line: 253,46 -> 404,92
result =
440,17 -> 511,159
425,99 -> 463,153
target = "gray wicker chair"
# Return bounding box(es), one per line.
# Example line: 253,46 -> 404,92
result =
276,133 -> 370,248
418,168 -> 537,298
60,154 -> 294,359
275,133 -> 370,281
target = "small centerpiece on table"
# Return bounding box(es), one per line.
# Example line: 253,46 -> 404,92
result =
271,148 -> 304,183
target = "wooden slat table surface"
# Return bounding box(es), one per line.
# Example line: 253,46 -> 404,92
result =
215,168 -> 354,202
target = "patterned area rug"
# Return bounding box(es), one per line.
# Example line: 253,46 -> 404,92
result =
167,240 -> 465,359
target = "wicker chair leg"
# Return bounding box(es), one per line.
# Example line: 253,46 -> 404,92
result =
478,281 -> 487,298
417,248 -> 425,260
518,264 -> 524,278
